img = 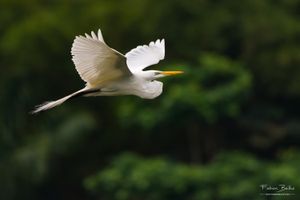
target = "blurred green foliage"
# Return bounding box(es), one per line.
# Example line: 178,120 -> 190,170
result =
0,0 -> 299,199
85,151 -> 300,200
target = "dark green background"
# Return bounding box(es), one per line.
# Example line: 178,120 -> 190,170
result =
1,0 -> 299,199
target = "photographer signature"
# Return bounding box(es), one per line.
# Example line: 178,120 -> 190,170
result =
260,184 -> 295,196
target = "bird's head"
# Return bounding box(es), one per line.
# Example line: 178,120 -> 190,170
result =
142,70 -> 184,81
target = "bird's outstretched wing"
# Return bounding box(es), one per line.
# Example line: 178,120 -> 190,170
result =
71,29 -> 132,87
125,39 -> 165,73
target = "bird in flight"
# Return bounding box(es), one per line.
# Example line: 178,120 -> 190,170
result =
32,29 -> 183,114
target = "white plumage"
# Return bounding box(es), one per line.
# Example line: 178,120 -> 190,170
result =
125,39 -> 165,72
32,29 -> 183,114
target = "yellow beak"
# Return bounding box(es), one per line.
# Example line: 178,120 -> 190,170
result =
160,71 -> 184,76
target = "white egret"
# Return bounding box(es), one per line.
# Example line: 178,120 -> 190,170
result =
32,29 -> 183,114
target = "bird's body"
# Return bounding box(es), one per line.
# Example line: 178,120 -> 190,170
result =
85,76 -> 163,99
32,29 -> 182,113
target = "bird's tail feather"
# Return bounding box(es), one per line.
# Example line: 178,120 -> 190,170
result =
31,88 -> 99,114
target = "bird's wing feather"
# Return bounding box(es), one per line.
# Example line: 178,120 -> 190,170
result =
125,39 -> 165,73
71,29 -> 132,87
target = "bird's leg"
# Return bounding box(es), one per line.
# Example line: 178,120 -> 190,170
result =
83,88 -> 119,97
69,88 -> 101,99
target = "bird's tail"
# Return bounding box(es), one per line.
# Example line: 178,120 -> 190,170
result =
31,88 -> 100,114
